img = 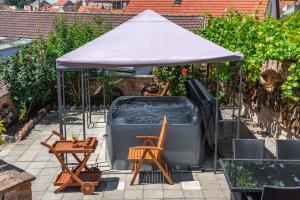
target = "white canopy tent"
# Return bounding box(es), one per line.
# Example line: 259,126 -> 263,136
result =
57,10 -> 243,69
56,9 -> 244,172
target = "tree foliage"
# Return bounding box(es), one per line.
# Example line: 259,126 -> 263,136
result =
194,11 -> 300,102
4,0 -> 34,8
0,17 -> 111,120
153,65 -> 190,96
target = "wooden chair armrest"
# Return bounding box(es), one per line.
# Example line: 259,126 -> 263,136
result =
132,146 -> 162,150
136,135 -> 159,139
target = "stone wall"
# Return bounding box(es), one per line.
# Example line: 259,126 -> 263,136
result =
241,103 -> 295,139
90,75 -> 155,97
116,75 -> 155,96
0,182 -> 32,200
0,160 -> 35,200
0,93 -> 16,126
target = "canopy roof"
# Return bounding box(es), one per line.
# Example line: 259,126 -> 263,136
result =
56,10 -> 243,69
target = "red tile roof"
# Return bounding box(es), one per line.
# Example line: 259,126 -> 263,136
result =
77,6 -> 126,13
47,7 -> 60,11
0,11 -> 204,39
52,0 -> 72,6
125,0 -> 270,19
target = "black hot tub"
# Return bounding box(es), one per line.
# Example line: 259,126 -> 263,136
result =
105,96 -> 205,170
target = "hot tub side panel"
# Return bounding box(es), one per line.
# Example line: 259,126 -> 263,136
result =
106,123 -> 205,170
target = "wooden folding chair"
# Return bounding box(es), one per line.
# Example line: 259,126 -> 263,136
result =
127,115 -> 174,185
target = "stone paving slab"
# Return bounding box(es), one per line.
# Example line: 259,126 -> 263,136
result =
0,111 -> 277,200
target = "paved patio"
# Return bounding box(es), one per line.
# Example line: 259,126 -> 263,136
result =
0,111 -> 276,200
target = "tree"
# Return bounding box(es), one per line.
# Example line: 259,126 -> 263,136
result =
4,0 -> 35,8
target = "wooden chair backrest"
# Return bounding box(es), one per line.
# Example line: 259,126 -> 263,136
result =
159,82 -> 170,96
157,115 -> 168,149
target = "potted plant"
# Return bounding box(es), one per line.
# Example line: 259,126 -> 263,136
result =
0,120 -> 6,144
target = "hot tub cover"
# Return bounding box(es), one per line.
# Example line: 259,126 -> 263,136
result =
56,9 -> 243,69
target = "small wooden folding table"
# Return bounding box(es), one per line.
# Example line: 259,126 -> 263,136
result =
41,131 -> 101,195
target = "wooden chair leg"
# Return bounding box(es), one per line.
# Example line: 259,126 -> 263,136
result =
153,159 -> 173,184
148,153 -> 173,185
130,151 -> 147,185
131,162 -> 137,172
160,155 -> 171,175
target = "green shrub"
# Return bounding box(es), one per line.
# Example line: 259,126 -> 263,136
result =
0,120 -> 6,144
194,10 -> 300,102
0,17 -> 112,119
153,65 -> 190,96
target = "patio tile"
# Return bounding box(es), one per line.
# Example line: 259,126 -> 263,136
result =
3,155 -> 20,162
143,183 -> 163,190
162,182 -> 182,190
215,173 -> 226,181
41,191 -> 64,200
24,149 -> 40,156
62,192 -> 83,200
28,161 -> 47,169
33,155 -> 51,162
13,161 -> 30,170
7,150 -> 24,156
34,175 -> 55,184
222,189 -> 231,200
144,189 -> 163,199
218,180 -> 229,189
45,161 -> 60,168
181,181 -> 201,190
143,199 -> 163,200
103,190 -> 124,199
32,183 -> 50,192
163,189 -> 184,199
39,167 -> 60,176
183,189 -> 205,199
26,168 -> 42,176
203,189 -> 225,199
199,180 -> 220,189
117,181 -> 125,190
83,193 -> 104,200
125,183 -> 144,190
28,144 -> 44,150
17,154 -> 35,162
32,191 -> 44,200
124,189 -> 143,199
198,173 -> 218,182
0,149 -> 10,157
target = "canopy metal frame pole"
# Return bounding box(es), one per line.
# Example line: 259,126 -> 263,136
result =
57,69 -> 64,166
57,69 -> 87,163
81,69 -> 86,140
213,61 -> 243,173
213,64 -> 219,173
237,61 -> 243,138
57,70 -> 63,135
86,70 -> 107,128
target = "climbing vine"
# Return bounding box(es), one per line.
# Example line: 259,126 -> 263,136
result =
194,10 -> 300,102
153,65 -> 190,96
